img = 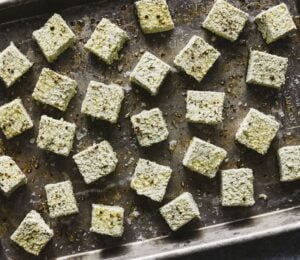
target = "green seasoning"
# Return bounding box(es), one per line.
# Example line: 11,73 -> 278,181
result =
183,137 -> 227,178
90,204 -> 124,237
160,192 -> 200,231
45,180 -> 79,218
73,141 -> 118,184
33,14 -> 75,62
81,81 -> 124,124
131,158 -> 172,202
174,36 -> 220,82
203,0 -> 249,42
84,18 -> 129,65
221,168 -> 255,207
131,108 -> 169,147
10,210 -> 54,255
235,108 -> 280,154
37,115 -> 76,156
130,51 -> 170,96
32,68 -> 77,111
278,146 -> 300,182
135,0 -> 174,34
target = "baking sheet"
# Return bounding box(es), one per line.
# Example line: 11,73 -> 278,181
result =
0,0 -> 299,259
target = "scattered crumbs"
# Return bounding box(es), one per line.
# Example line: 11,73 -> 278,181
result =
169,140 -> 177,151
258,193 -> 268,201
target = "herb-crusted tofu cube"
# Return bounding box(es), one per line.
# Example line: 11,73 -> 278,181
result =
90,204 -> 124,237
73,141 -> 118,184
131,158 -> 172,202
0,42 -> 33,88
160,192 -> 200,231
255,3 -> 297,44
45,180 -> 78,218
221,168 -> 255,207
202,0 -> 249,42
37,115 -> 76,156
131,108 -> 169,147
10,210 -> 54,255
183,137 -> 227,178
135,0 -> 175,34
32,13 -> 75,62
235,108 -> 280,154
32,68 -> 77,111
174,36 -> 220,82
81,81 -> 124,124
246,50 -> 288,89
84,18 -> 129,65
0,98 -> 33,139
130,51 -> 171,96
278,145 -> 300,182
0,156 -> 27,196
186,91 -> 225,124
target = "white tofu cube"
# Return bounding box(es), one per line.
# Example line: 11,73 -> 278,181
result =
37,115 -> 76,156
10,210 -> 54,255
45,180 -> 78,218
32,13 -> 76,62
235,108 -> 280,154
73,141 -> 118,184
183,137 -> 227,178
159,192 -> 200,231
0,98 -> 33,139
0,42 -> 33,88
255,3 -> 297,44
221,168 -> 255,207
135,0 -> 175,34
130,51 -> 170,96
131,108 -> 169,147
202,0 -> 249,42
81,81 -> 124,124
130,158 -> 172,202
90,204 -> 124,237
84,18 -> 129,65
186,90 -> 225,124
174,36 -> 220,82
0,156 -> 27,196
32,68 -> 77,111
246,50 -> 288,89
278,145 -> 300,182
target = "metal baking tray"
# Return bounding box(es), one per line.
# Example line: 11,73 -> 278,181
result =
0,0 -> 299,259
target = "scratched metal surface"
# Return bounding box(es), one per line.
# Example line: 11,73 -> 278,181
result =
0,0 -> 299,259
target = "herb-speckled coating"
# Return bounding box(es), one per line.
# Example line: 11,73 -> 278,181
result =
278,145 -> 300,182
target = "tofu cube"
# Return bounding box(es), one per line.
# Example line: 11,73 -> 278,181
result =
37,115 -> 76,156
221,168 -> 255,207
73,141 -> 118,184
84,18 -> 129,65
203,0 -> 249,42
246,50 -> 288,89
186,90 -> 225,124
32,13 -> 76,62
278,145 -> 300,182
159,192 -> 200,231
32,68 -> 77,111
255,3 -> 297,44
0,42 -> 33,88
90,204 -> 124,237
81,81 -> 124,124
130,158 -> 172,202
131,108 -> 169,147
0,156 -> 27,196
45,180 -> 79,218
10,210 -> 54,255
0,98 -> 33,139
130,51 -> 170,96
135,0 -> 175,34
235,108 -> 280,154
174,36 -> 220,82
183,137 -> 227,178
